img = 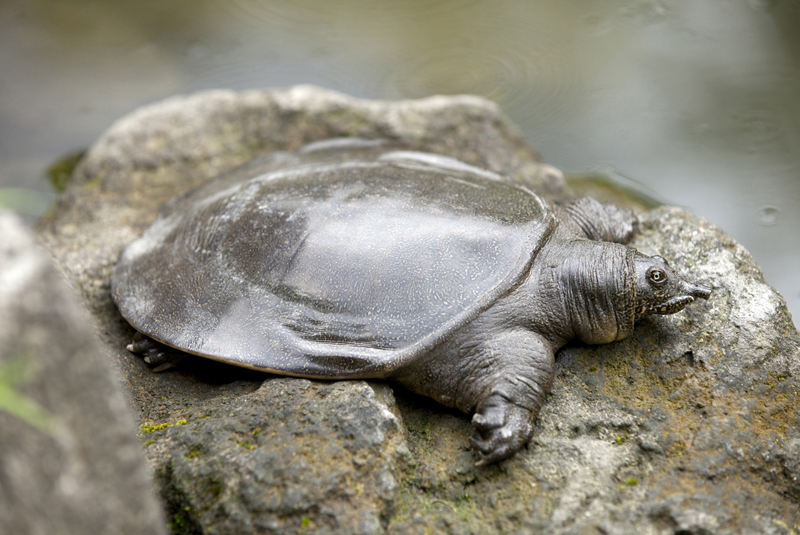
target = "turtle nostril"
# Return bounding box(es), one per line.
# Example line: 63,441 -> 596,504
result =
688,284 -> 712,300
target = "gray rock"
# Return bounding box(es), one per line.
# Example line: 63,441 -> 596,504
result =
37,86 -> 800,534
0,211 -> 166,535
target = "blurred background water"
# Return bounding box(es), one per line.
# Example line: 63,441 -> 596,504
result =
1,0 -> 798,323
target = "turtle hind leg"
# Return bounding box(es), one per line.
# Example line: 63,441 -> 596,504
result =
563,197 -> 638,244
127,331 -> 186,372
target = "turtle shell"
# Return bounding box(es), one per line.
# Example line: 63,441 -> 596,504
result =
112,147 -> 555,378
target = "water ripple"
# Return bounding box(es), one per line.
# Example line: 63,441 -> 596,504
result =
757,205 -> 781,226
221,0 -> 484,31
385,40 -> 580,132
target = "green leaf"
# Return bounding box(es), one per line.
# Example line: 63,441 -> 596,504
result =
0,357 -> 57,435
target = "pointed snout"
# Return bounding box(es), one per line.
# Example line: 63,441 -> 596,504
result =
685,282 -> 712,300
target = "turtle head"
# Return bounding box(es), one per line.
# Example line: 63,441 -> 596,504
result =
633,253 -> 711,319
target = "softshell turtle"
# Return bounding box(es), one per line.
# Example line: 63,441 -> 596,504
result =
112,139 -> 712,465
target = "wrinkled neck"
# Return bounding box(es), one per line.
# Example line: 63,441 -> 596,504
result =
556,241 -> 635,345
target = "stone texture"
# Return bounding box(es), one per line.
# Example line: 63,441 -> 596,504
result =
0,211 -> 166,535
37,86 -> 800,534
148,379 -> 408,534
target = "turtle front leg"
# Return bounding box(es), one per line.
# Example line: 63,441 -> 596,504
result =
466,330 -> 555,465
562,197 -> 637,244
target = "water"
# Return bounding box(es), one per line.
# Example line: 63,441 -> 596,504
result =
1,0 -> 798,323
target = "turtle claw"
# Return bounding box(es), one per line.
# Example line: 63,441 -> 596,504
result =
148,357 -> 184,373
126,332 -> 185,372
470,394 -> 534,466
470,433 -> 516,466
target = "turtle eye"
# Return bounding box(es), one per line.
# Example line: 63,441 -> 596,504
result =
647,267 -> 668,286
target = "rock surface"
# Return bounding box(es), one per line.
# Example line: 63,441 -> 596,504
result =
0,211 -> 166,535
37,86 -> 800,534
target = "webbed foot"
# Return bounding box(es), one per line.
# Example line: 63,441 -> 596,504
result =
127,332 -> 185,372
470,393 -> 534,466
